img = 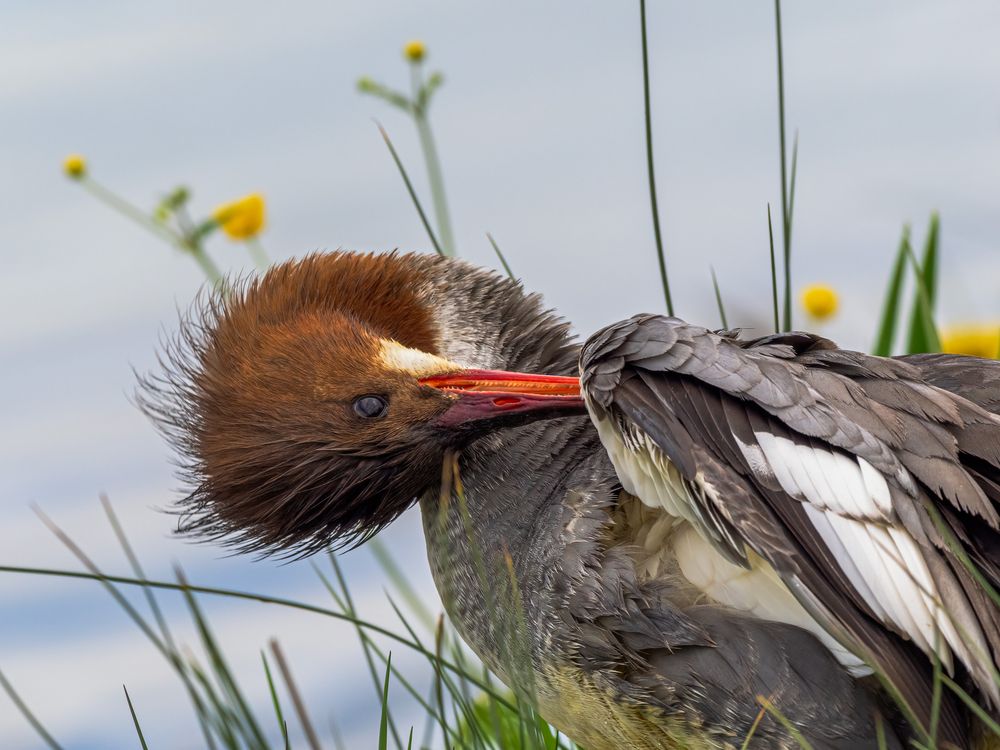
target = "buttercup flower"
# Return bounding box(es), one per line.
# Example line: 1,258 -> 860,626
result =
403,40 -> 426,63
63,154 -> 87,179
941,323 -> 1000,359
800,284 -> 838,320
212,193 -> 266,240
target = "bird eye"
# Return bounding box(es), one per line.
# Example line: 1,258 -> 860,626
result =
353,395 -> 388,419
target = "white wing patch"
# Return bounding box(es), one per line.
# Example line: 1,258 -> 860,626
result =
739,429 -> 989,677
672,525 -> 871,674
750,432 -> 889,520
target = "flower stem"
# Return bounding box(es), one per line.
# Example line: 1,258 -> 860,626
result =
81,177 -> 182,245
0,668 -> 63,750
245,237 -> 270,272
187,242 -> 224,287
81,177 -> 224,287
411,64 -> 455,256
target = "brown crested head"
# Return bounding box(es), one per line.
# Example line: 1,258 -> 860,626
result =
139,251 -> 583,557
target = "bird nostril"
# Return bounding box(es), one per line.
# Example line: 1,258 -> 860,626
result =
492,397 -> 519,407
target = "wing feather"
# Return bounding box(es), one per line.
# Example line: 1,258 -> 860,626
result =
581,316 -> 1000,745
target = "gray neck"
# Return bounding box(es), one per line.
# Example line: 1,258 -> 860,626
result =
415,258 -> 614,685
423,258 -> 578,374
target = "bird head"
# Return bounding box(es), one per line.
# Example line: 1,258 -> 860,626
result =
139,251 -> 583,556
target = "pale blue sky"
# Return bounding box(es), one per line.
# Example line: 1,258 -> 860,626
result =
1,1 -> 998,747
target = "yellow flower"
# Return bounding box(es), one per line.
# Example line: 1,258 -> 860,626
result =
403,40 -> 426,62
212,193 -> 266,240
800,284 -> 838,320
941,323 -> 1000,359
63,154 -> 87,179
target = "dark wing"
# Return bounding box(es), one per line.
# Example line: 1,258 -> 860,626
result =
581,315 -> 1000,746
900,352 -> 1000,414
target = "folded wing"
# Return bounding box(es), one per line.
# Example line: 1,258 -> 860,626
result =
580,315 -> 1000,745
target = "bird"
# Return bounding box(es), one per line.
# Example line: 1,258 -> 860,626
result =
138,249 -> 999,749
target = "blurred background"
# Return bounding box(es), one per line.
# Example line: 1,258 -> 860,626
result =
2,1 -> 998,747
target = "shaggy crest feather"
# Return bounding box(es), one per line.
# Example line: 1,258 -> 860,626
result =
136,251 -> 456,557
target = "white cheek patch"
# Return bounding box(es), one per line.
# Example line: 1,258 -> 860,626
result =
379,339 -> 462,376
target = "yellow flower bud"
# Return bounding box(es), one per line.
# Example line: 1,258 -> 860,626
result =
800,284 -> 838,321
212,193 -> 266,240
403,40 -> 426,63
63,154 -> 87,179
941,323 -> 1000,359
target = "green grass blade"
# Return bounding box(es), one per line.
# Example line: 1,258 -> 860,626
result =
186,660 -> 240,749
787,130 -> 799,235
484,669 -> 505,749
0,563 -> 518,710
0,668 -> 64,750
329,713 -> 348,750
903,239 -> 942,353
872,225 -> 910,356
369,632 -> 458,743
435,617 -> 452,750
261,652 -> 289,749
101,496 -> 175,649
369,537 -> 436,631
639,0 -> 674,315
928,630 -> 943,744
379,654 -> 393,750
123,685 -> 150,750
486,233 -> 515,280
941,674 -> 1000,737
921,213 -> 940,310
905,213 -> 941,354
926,502 -> 1000,614
329,554 -> 404,750
377,122 -> 444,257
757,695 -> 813,750
767,204 -> 780,333
98,497 -> 221,749
313,583 -> 458,745
710,266 -> 729,329
383,599 -> 458,746
384,596 -> 433,662
739,704 -> 768,750
875,711 -> 888,750
773,0 -> 792,332
175,568 -> 268,750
